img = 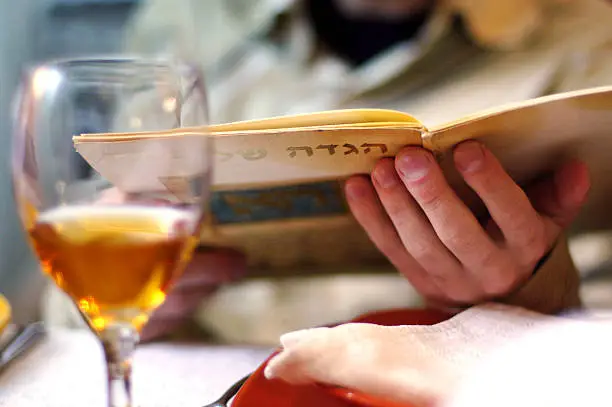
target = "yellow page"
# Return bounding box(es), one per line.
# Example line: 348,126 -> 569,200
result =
208,108 -> 421,132
425,85 -> 612,233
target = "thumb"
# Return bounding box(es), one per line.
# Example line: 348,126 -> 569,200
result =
527,159 -> 590,230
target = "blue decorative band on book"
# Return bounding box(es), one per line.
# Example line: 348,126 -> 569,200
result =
210,181 -> 348,225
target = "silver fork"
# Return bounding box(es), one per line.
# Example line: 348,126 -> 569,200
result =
0,321 -> 46,374
202,374 -> 251,407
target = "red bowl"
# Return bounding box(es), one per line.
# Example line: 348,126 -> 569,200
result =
232,308 -> 452,407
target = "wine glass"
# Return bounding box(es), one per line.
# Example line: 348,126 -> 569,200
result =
11,57 -> 212,407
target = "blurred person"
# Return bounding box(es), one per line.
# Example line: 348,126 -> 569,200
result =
44,0 -> 612,344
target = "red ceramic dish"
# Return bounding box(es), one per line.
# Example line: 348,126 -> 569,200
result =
232,308 -> 452,407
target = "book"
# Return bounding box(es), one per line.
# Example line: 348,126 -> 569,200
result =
73,85 -> 612,276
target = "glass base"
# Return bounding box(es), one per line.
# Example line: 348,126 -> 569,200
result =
100,324 -> 139,407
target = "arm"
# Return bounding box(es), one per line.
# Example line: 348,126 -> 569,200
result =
500,234 -> 582,314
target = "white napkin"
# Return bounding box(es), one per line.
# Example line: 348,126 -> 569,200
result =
264,302 -> 609,407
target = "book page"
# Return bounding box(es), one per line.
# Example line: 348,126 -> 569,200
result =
426,85 -> 612,232
427,85 -> 612,135
73,133 -> 210,197
75,126 -> 423,192
0,328 -> 272,407
208,108 -> 421,133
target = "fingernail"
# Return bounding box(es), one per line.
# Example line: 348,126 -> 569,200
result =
373,165 -> 399,189
344,178 -> 368,200
454,142 -> 485,173
397,150 -> 430,181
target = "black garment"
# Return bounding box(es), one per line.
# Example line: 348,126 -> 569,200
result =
305,0 -> 434,67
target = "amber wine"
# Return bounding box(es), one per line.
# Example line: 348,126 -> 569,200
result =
28,205 -> 198,332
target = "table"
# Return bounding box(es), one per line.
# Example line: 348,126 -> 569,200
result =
0,329 -> 273,407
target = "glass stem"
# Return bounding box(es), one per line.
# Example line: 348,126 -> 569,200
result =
101,325 -> 139,407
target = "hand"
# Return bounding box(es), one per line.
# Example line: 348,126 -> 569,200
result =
265,323 -> 452,407
264,303 -> 557,407
344,141 -> 590,306
141,247 -> 246,342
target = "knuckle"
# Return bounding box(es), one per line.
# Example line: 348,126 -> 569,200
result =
384,199 -> 410,221
440,231 -> 475,252
413,183 -> 446,210
408,240 -> 442,265
476,248 -> 503,271
339,324 -> 384,362
426,269 -> 457,292
391,208 -> 419,232
333,323 -> 364,342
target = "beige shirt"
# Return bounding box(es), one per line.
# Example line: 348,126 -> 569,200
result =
44,0 -> 612,344
124,0 -> 612,124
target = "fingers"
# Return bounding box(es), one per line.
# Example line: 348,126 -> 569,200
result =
453,141 -> 547,268
370,159 -> 476,300
265,327 -> 336,385
346,142 -> 587,306
265,324 -> 380,386
394,148 -> 514,298
454,142 -> 590,267
280,327 -> 330,348
345,176 -> 441,298
526,159 -> 590,231
266,324 -> 446,407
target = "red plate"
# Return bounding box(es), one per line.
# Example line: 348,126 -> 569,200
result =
232,308 -> 452,407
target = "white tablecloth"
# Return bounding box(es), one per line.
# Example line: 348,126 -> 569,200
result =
0,329 -> 273,407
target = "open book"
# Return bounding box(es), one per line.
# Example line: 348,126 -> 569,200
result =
73,86 -> 612,275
